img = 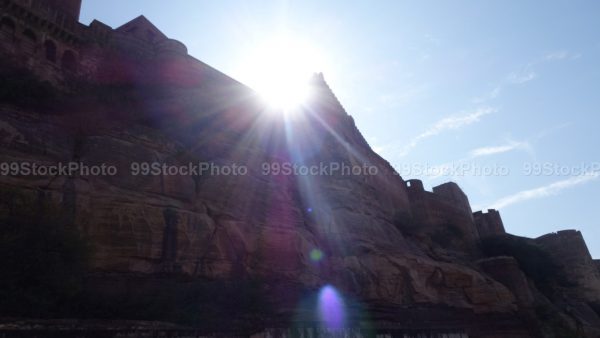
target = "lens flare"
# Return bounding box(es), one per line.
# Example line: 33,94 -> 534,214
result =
318,285 -> 345,329
310,248 -> 323,262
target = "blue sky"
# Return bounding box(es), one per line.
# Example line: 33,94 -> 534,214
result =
80,1 -> 600,257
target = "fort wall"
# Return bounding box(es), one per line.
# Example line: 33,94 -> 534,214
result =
0,0 -> 83,83
535,230 -> 600,301
36,0 -> 81,21
473,209 -> 505,238
405,179 -> 480,254
432,182 -> 473,217
0,0 -> 243,90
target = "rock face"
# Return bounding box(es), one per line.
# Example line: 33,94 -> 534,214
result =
0,85 -> 520,326
1,1 -> 600,337
478,256 -> 534,307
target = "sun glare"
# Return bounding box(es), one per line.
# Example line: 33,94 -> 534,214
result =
239,36 -> 325,112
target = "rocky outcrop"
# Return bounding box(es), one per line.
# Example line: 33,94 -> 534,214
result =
478,256 -> 534,307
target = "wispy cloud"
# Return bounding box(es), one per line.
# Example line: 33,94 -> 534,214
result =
472,85 -> 502,104
423,139 -> 530,181
533,122 -> 573,140
474,49 -> 581,103
426,121 -> 571,183
487,171 -> 600,210
423,107 -> 494,135
507,70 -> 537,84
489,86 -> 502,99
469,140 -> 531,157
423,33 -> 442,46
545,50 -> 582,61
399,106 -> 496,156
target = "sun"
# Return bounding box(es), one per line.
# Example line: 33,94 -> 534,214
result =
238,36 -> 325,112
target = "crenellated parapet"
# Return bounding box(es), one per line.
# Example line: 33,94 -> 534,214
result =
404,179 -> 480,254
406,179 -> 425,192
473,209 -> 505,238
406,180 -> 474,222
432,182 -> 473,217
536,230 -> 592,262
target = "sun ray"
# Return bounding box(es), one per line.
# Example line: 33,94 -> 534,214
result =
237,35 -> 326,112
